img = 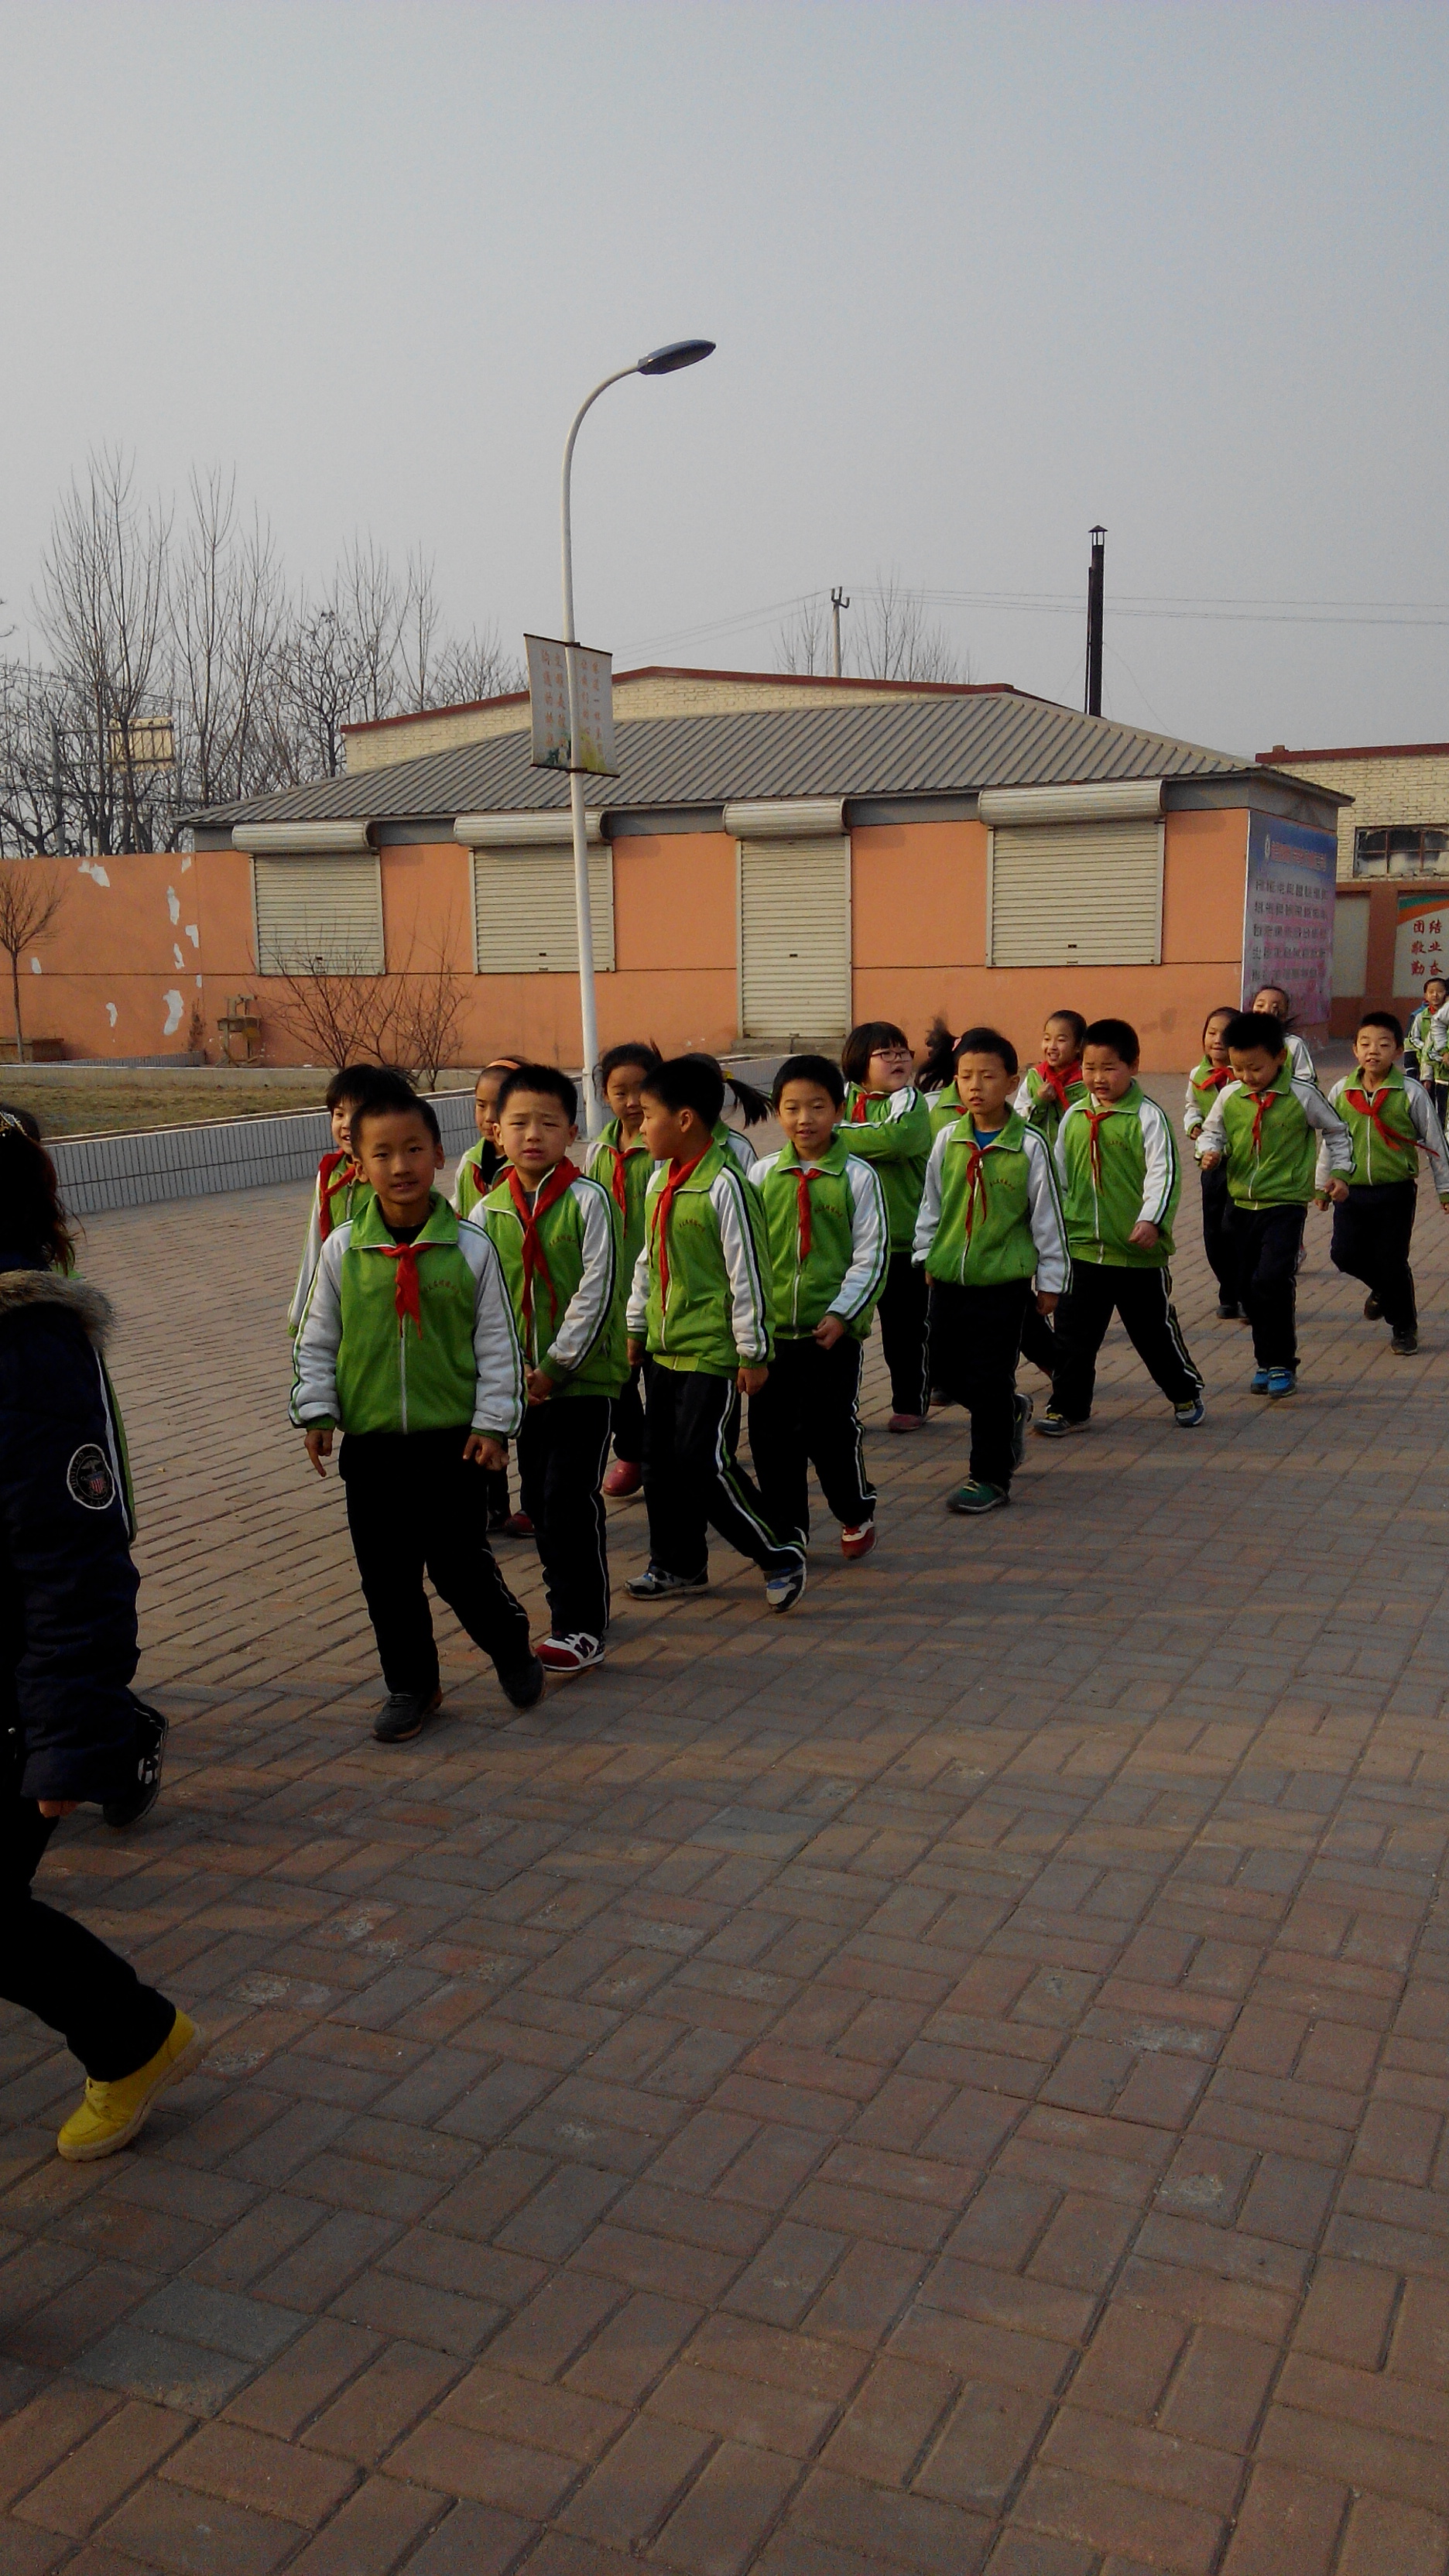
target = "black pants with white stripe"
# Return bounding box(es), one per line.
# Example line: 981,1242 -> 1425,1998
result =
1331,1179 -> 1417,1334
1224,1202 -> 1305,1369
748,1336 -> 875,1544
642,1361 -> 801,1581
518,1396 -> 614,1641
930,1278 -> 1032,1490
1050,1262 -> 1202,1422
1200,1162 -> 1240,1307
341,1430 -> 533,1694
878,1252 -> 931,1416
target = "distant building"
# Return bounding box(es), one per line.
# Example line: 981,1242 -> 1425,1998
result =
1259,740 -> 1449,1032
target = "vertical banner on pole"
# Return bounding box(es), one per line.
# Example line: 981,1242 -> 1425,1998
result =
526,635 -> 618,776
1241,815 -> 1337,1026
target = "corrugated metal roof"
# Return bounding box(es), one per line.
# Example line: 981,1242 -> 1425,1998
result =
197,696 -> 1274,832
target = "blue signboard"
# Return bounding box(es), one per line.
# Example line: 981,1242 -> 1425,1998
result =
1241,815 -> 1338,1025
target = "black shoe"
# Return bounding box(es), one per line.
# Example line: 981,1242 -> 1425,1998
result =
1364,1293 -> 1382,1321
497,1656 -> 546,1709
373,1687 -> 441,1744
625,1564 -> 709,1599
104,1697 -> 168,1829
1392,1328 -> 1420,1355
1215,1297 -> 1241,1320
1011,1392 -> 1033,1468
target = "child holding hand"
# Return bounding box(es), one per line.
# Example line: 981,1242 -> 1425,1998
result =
1320,1010 -> 1449,1357
587,1042 -> 660,1500
840,1021 -> 933,1430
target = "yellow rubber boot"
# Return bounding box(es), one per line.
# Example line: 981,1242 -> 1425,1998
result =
57,2012 -> 207,2162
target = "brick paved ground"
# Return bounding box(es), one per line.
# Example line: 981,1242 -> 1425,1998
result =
6,1124 -> 1449,2574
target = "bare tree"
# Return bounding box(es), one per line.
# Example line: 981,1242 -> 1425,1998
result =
775,598 -> 831,675
855,572 -> 963,683
0,863 -> 63,1062
0,663 -> 67,856
171,468 -> 286,814
35,450 -> 173,855
264,944 -> 402,1067
391,917 -> 469,1086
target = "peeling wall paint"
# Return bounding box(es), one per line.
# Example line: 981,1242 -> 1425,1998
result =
77,861 -> 110,888
166,888 -> 180,925
162,990 -> 183,1035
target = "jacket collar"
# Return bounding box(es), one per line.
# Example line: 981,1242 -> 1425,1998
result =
1345,1065 -> 1406,1096
945,1108 -> 1027,1153
1084,1081 -> 1142,1115
776,1137 -> 851,1175
351,1189 -> 458,1249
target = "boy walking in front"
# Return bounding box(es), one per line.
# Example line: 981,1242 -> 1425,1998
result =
625,1056 -> 806,1612
1040,1017 -> 1204,1436
1197,1009 -> 1352,1396
481,1064 -> 625,1673
292,1071 -> 541,1742
1320,1010 -> 1449,1358
748,1054 -> 889,1560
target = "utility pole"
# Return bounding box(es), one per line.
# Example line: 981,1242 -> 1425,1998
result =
830,587 -> 850,680
1084,526 -> 1105,718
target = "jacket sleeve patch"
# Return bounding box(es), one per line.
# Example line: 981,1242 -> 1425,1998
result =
66,1442 -> 118,1512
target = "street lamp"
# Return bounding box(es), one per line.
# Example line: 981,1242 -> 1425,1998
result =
560,338 -> 715,1134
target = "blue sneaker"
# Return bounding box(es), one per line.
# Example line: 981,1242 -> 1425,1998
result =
1250,1368 -> 1271,1394
1173,1397 -> 1206,1428
1267,1366 -> 1297,1399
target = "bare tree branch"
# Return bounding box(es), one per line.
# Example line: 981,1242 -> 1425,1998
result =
0,862 -> 64,1062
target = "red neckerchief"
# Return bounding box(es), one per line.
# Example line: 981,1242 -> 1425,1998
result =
849,1089 -> 872,1123
1249,1087 -> 1279,1154
377,1238 -> 437,1338
956,1136 -> 988,1241
507,1160 -> 581,1332
1345,1084 -> 1400,1153
1083,1100 -> 1116,1187
652,1149 -> 709,1306
317,1149 -> 357,1243
792,1163 -> 825,1262
1036,1060 -> 1082,1116
1198,1064 -> 1234,1092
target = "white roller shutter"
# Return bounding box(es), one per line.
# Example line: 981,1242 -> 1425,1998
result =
738,836 -> 851,1042
988,819 -> 1163,968
252,854 -> 385,975
471,843 -> 614,973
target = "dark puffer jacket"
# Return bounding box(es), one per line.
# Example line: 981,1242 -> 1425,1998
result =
0,1262 -> 139,1801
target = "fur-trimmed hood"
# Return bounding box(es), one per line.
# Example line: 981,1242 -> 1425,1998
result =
0,1266 -> 114,1350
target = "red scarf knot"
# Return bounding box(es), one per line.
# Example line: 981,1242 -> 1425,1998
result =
849,1090 -> 871,1122
507,1160 -> 581,1334
1036,1059 -> 1082,1115
1083,1102 -> 1115,1187
793,1164 -> 824,1262
1200,1064 -> 1234,1092
601,1142 -> 630,1218
651,1149 -> 709,1307
378,1239 -> 437,1338
1250,1088 -> 1276,1154
957,1138 -> 988,1241
1345,1086 -> 1399,1153
317,1149 -> 357,1242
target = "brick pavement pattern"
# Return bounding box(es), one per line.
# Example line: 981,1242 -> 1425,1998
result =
5,1147 -> 1449,2573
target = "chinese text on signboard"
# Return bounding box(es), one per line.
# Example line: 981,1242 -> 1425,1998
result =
526,635 -> 618,777
1393,893 -> 1449,993
1241,816 -> 1337,1023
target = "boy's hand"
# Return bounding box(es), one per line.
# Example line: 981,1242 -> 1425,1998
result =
814,1314 -> 847,1349
1324,1178 -> 1350,1204
304,1426 -> 333,1477
627,1336 -> 646,1367
1036,1290 -> 1059,1315
464,1434 -> 507,1470
1128,1221 -> 1160,1250
1198,1151 -> 1221,1170
526,1367 -> 555,1406
37,1800 -> 78,1819
738,1363 -> 768,1396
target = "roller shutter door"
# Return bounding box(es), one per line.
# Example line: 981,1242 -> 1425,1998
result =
472,845 -> 615,974
988,819 -> 1163,967
739,835 -> 851,1041
253,855 -> 384,975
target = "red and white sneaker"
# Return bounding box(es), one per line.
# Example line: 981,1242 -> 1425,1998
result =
840,1521 -> 877,1561
602,1461 -> 642,1500
535,1632 -> 605,1676
498,1511 -> 534,1538
888,1412 -> 926,1434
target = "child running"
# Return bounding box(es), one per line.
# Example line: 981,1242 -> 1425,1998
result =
481,1064 -> 625,1674
291,1070 -> 540,1741
453,1057 -> 523,1219
1249,985 -> 1316,1083
748,1054 -> 889,1560
1406,976 -> 1449,1126
1040,1017 -> 1204,1436
587,1042 -> 661,1500
625,1055 -> 806,1611
287,1064 -> 381,1333
1197,1010 -> 1351,1397
914,1028 -> 1070,1513
840,1020 -> 933,1430
1184,1005 -> 1242,1320
1318,1011 -> 1449,1358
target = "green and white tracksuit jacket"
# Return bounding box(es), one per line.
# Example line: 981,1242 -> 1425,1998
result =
928,1090 -> 965,1139
587,1122 -> 653,1278
1054,1084 -> 1182,1269
839,1084 -> 932,1253
914,1110 -> 1070,1293
626,1139 -> 774,1375
1196,1069 -> 1351,1209
1410,1005 -> 1449,1087
452,1137 -> 502,1221
287,1153 -> 373,1335
1283,1030 -> 1316,1084
1315,1068 -> 1449,1201
479,1163 -> 627,1396
291,1190 -> 525,1440
748,1140 -> 889,1340
1012,1065 -> 1088,1149
1183,1060 -> 1236,1158
714,1119 -> 759,1181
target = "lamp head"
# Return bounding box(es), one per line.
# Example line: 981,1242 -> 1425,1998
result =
636,339 -> 715,376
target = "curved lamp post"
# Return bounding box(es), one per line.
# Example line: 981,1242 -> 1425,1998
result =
560,339 -> 715,1134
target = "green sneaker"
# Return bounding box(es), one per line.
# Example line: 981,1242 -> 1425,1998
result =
947,1479 -> 1009,1516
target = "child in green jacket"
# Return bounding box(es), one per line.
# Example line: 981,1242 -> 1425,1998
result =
1012,1009 -> 1088,1147
587,1042 -> 661,1500
292,1073 -> 539,1742
840,1020 -> 933,1430
1406,976 -> 1449,1127
748,1054 -> 889,1562
482,1064 -> 626,1674
1042,1017 -> 1204,1436
1317,1009 -> 1449,1358
1183,1005 -> 1242,1320
914,1028 -> 1070,1513
287,1064 -> 381,1335
1196,1010 -> 1351,1396
452,1057 -> 522,1219
625,1056 -> 805,1612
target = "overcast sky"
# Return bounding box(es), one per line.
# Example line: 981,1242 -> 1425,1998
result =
2,1 -> 1447,759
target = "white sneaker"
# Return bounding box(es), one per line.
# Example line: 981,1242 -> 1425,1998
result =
535,1632 -> 605,1675
764,1560 -> 807,1613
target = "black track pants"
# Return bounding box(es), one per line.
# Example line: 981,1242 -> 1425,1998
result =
1223,1203 -> 1306,1371
518,1396 -> 613,1640
748,1337 -> 875,1543
0,1793 -> 176,2082
611,1365 -> 646,1467
1200,1163 -> 1240,1307
642,1361 -> 801,1580
1018,1300 -> 1058,1380
341,1429 -> 533,1694
877,1252 -> 930,1416
1331,1179 -> 1417,1334
1050,1263 -> 1202,1421
930,1278 -> 1032,1489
